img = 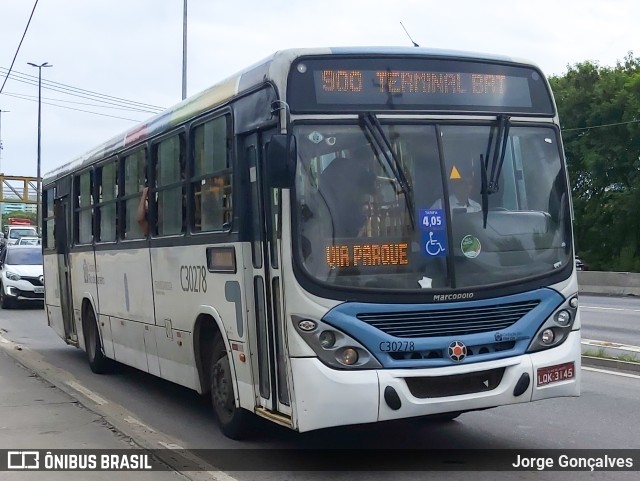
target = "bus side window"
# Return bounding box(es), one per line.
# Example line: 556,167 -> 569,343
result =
74,170 -> 94,244
43,188 -> 56,249
153,133 -> 186,236
122,148 -> 147,240
97,160 -> 118,242
191,114 -> 232,232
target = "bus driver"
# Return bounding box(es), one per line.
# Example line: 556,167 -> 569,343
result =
431,162 -> 481,213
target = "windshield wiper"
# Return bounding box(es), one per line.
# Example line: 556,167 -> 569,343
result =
361,113 -> 415,229
480,115 -> 511,228
480,153 -> 489,228
489,115 -> 510,193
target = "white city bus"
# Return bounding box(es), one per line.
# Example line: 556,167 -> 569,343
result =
42,47 -> 580,439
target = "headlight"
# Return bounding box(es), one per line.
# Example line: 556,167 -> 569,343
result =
528,296 -> 578,353
540,329 -> 555,344
5,271 -> 21,281
292,316 -> 382,369
319,331 -> 336,349
555,310 -> 571,326
339,348 -> 359,366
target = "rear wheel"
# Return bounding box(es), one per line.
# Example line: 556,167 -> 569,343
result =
0,283 -> 13,309
84,307 -> 112,374
210,335 -> 253,439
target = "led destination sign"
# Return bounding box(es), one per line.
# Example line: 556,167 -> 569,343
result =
288,57 -> 554,114
317,68 -> 529,108
321,70 -> 509,96
325,243 -> 409,269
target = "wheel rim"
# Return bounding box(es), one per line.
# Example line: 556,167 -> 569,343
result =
211,354 -> 235,423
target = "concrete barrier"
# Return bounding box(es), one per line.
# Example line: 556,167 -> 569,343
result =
577,271 -> 640,296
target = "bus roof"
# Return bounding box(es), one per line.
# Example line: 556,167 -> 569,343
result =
43,46 -> 540,184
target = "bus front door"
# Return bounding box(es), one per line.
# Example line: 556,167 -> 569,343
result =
243,131 -> 291,421
53,192 -> 77,344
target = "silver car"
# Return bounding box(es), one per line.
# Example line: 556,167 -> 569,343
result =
0,245 -> 44,308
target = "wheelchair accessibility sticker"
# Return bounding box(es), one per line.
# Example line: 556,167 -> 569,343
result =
419,208 -> 448,257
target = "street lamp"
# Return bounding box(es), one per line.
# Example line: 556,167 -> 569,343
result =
27,61 -> 52,235
182,0 -> 187,100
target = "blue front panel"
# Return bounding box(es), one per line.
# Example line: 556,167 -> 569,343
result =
322,288 -> 564,368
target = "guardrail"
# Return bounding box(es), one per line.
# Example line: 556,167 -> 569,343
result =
577,271 -> 640,296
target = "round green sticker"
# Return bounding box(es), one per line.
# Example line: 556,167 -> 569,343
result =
461,235 -> 481,258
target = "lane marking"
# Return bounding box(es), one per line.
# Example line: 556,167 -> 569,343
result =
581,305 -> 640,313
66,380 -> 108,405
582,338 -> 640,353
583,366 -> 640,379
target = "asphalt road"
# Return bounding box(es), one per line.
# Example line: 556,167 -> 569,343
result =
580,294 -> 640,346
0,301 -> 639,480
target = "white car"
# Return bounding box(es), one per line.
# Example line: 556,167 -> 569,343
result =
0,245 -> 44,309
4,226 -> 38,245
17,236 -> 41,246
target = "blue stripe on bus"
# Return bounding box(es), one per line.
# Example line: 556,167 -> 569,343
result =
321,288 -> 564,368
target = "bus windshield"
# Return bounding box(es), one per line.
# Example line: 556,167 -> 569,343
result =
293,122 -> 572,291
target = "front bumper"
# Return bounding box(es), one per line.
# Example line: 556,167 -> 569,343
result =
2,280 -> 45,301
290,330 -> 580,432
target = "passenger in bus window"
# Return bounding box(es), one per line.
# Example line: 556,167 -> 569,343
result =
137,186 -> 150,236
317,155 -> 376,238
201,176 -> 227,231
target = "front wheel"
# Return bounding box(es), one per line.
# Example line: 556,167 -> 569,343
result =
84,308 -> 113,374
210,335 -> 253,439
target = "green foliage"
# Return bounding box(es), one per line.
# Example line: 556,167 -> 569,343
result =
550,52 -> 640,272
1,211 -> 37,227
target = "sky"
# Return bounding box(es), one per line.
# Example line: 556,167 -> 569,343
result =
0,0 -> 638,178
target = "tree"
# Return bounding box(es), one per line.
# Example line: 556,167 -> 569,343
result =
550,52 -> 640,272
1,210 -> 37,229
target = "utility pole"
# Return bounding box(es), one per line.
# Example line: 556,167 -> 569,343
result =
0,109 -> 9,174
27,62 -> 53,235
182,0 -> 187,100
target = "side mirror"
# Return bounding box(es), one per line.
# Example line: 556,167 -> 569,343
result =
266,134 -> 296,188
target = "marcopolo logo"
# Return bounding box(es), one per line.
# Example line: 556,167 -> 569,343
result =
433,292 -> 474,301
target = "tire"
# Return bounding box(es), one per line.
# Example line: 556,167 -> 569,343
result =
0,283 -> 13,309
84,307 -> 113,374
210,335 -> 253,439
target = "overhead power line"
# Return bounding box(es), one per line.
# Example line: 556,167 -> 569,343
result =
2,92 -> 154,122
1,67 -> 165,113
0,0 -> 39,94
1,92 -> 143,122
2,92 -> 157,115
562,119 -> 640,132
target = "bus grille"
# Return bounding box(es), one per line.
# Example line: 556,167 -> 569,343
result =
357,300 -> 539,338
